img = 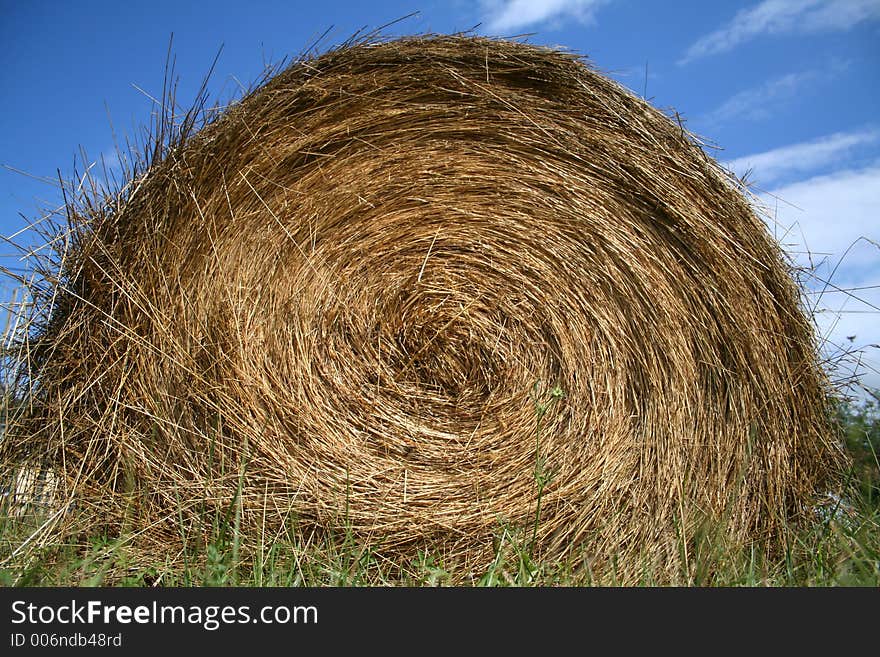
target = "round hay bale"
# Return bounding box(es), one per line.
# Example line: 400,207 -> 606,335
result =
2,35 -> 843,582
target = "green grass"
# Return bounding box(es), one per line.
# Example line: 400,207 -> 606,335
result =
2,394 -> 878,587
1,497 -> 878,586
2,488 -> 878,587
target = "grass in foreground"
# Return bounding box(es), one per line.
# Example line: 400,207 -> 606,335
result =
0,484 -> 880,587
1,487 -> 877,587
1,394 -> 878,587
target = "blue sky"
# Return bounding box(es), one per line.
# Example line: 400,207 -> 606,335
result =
1,0 -> 878,394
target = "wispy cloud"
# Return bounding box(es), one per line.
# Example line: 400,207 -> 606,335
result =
481,0 -> 608,33
704,69 -> 819,125
702,60 -> 847,126
680,0 -> 880,64
99,149 -> 122,172
723,129 -> 880,185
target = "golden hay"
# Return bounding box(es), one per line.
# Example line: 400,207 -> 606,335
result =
1,35 -> 844,582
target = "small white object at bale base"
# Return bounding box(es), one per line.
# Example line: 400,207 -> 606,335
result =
2,465 -> 61,518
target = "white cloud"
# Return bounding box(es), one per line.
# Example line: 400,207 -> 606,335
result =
756,166 -> 880,395
810,270 -> 880,397
723,129 -> 880,185
481,0 -> 608,32
760,165 -> 880,269
681,0 -> 880,64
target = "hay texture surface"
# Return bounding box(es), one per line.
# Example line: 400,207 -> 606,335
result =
3,36 -> 842,580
